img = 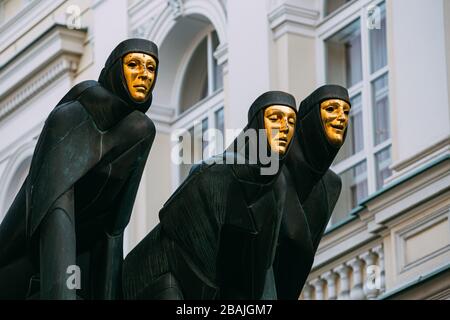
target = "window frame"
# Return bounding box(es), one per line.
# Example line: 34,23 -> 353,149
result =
171,89 -> 225,186
176,25 -> 223,118
317,0 -> 392,225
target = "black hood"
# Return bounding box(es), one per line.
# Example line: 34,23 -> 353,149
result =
98,38 -> 159,113
226,91 -> 297,186
286,84 -> 350,202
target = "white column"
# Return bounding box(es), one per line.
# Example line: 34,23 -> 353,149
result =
334,264 -> 351,300
310,278 -> 325,300
360,251 -> 379,299
348,258 -> 366,300
302,284 -> 314,300
373,245 -> 386,293
323,271 -> 338,300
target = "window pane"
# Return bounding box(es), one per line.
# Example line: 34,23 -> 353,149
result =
375,146 -> 392,189
325,19 -> 362,88
372,73 -> 390,145
332,161 -> 368,225
215,107 -> 225,153
180,37 -> 208,113
369,2 -> 387,73
179,120 -> 208,182
201,118 -> 209,157
324,0 -> 353,17
179,131 -> 191,183
334,94 -> 364,163
212,31 -> 224,91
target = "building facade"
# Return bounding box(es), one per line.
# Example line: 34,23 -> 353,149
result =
0,0 -> 449,299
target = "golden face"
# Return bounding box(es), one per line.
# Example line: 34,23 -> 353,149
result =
320,99 -> 351,147
264,105 -> 296,155
123,53 -> 157,102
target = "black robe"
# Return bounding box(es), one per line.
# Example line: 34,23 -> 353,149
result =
123,91 -> 298,300
0,38 -> 159,300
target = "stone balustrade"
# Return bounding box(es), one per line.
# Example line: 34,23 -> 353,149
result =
301,244 -> 385,300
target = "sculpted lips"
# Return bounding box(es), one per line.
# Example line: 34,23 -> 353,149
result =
331,123 -> 345,131
133,84 -> 148,92
277,135 -> 288,145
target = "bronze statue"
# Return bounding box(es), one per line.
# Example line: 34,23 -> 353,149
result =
0,39 -> 159,300
123,85 -> 350,300
274,85 -> 351,299
122,91 -> 298,299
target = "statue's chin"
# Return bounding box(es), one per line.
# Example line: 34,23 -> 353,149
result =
131,94 -> 147,102
328,137 -> 343,147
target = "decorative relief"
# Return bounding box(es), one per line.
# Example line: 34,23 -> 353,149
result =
132,17 -> 156,39
0,56 -> 78,121
167,0 -> 184,19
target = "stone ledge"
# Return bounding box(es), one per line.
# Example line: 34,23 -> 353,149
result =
0,24 -> 86,121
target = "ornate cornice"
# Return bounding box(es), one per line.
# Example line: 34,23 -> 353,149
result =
0,55 -> 79,121
268,2 -> 320,39
0,0 -> 66,54
0,24 -> 86,121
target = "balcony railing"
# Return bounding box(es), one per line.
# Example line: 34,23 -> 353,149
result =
301,244 -> 385,300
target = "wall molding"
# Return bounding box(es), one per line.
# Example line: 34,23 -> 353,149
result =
0,0 -> 66,55
268,2 -> 320,40
395,205 -> 450,274
0,25 -> 86,122
0,56 -> 78,121
390,136 -> 450,180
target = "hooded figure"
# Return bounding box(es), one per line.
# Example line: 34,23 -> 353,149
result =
0,38 -> 159,300
273,85 -> 351,299
123,91 -> 297,300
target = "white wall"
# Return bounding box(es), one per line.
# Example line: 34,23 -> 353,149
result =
124,131 -> 173,255
91,0 -> 129,76
388,0 -> 450,169
226,0 -> 272,134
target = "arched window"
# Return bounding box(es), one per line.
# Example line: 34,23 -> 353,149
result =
179,29 -> 223,113
175,27 -> 225,183
152,9 -> 227,186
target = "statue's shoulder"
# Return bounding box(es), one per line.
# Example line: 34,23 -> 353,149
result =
55,80 -> 100,107
41,81 -> 103,137
322,169 -> 342,191
49,81 -> 99,116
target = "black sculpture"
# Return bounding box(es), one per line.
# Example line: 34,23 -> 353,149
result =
0,38 -> 159,300
274,85 -> 351,299
122,91 -> 298,299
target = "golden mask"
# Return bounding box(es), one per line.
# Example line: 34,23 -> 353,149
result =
123,53 -> 157,102
264,105 -> 296,155
320,99 -> 351,147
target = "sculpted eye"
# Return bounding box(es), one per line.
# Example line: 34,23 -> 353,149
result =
326,106 -> 334,112
147,65 -> 156,72
269,115 -> 278,121
288,118 -> 295,124
128,61 -> 137,68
